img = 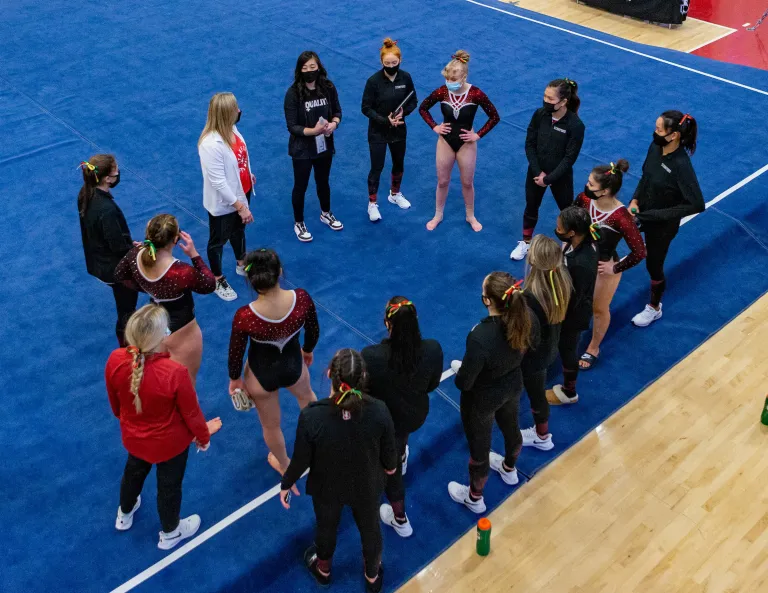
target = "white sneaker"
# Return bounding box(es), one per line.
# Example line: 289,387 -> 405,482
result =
450,360 -> 462,374
380,504 -> 413,537
368,202 -> 382,222
632,304 -> 662,327
521,427 -> 554,451
115,495 -> 141,531
235,264 -> 247,277
320,211 -> 343,231
448,482 -> 486,514
401,445 -> 409,476
294,222 -> 313,242
158,515 -> 201,550
388,192 -> 411,209
214,277 -> 237,301
489,452 -> 519,486
510,240 -> 530,261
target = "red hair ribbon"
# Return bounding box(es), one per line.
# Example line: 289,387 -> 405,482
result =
126,345 -> 141,368
452,53 -> 468,64
500,281 -> 524,307
679,113 -> 691,126
386,300 -> 413,318
336,382 -> 362,404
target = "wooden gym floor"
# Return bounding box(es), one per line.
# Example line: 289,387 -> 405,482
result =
399,293 -> 768,593
499,0 -> 736,53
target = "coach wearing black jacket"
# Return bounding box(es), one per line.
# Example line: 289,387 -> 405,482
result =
361,38 -> 417,222
77,154 -> 138,346
280,349 -> 396,593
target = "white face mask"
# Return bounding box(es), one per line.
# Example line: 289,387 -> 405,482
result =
445,80 -> 462,92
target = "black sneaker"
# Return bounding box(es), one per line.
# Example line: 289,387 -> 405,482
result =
294,222 -> 313,242
320,211 -> 343,231
214,277 -> 237,301
304,545 -> 331,588
365,566 -> 383,593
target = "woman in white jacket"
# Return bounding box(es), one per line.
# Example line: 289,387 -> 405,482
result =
198,92 -> 255,301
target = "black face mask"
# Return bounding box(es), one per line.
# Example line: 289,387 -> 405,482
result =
383,64 -> 399,76
301,70 -> 319,83
543,100 -> 559,113
235,110 -> 242,124
653,132 -> 671,146
584,184 -> 601,200
554,229 -> 572,243
108,172 -> 121,189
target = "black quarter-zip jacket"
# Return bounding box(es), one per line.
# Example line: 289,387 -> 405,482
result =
361,69 -> 417,144
525,107 -> 586,185
632,142 -> 705,224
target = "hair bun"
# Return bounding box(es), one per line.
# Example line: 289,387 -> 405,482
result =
382,37 -> 397,48
616,158 -> 630,173
453,49 -> 470,63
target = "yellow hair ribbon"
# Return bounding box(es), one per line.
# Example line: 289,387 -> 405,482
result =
589,222 -> 601,241
386,300 -> 413,318
143,240 -> 157,261
336,382 -> 362,405
549,269 -> 560,307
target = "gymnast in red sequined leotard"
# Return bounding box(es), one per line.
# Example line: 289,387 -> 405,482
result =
114,215 -> 215,384
418,50 -> 499,233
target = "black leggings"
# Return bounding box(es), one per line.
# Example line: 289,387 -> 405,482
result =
119,448 -> 189,533
207,190 -> 250,277
367,140 -> 406,198
384,433 -> 409,506
523,369 -> 549,431
558,327 -> 582,396
312,496 -> 382,579
460,390 -> 522,497
523,167 -> 574,238
643,221 -> 680,306
292,154 -> 333,223
111,282 -> 139,347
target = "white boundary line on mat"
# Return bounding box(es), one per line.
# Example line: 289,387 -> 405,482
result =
681,163 -> 768,226
464,0 -> 768,97
684,26 -> 737,54
111,370 -> 463,593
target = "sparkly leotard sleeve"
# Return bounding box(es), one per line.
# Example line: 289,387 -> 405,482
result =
115,246 -> 216,331
228,289 -> 320,391
575,194 -> 646,273
419,85 -> 500,152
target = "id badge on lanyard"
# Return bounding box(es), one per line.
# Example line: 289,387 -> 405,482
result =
315,117 -> 327,154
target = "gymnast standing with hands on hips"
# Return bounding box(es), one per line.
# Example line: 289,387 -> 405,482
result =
511,79 -> 585,261
361,38 -> 417,222
629,111 -> 704,328
419,50 -> 500,232
284,51 -> 343,242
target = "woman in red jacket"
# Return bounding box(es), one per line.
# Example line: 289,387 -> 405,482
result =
106,304 -> 222,550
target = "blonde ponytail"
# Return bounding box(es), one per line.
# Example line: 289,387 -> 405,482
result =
524,235 -> 572,324
123,304 -> 170,414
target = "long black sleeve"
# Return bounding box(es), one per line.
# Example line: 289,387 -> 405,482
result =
637,170 -> 705,222
379,407 -> 398,472
284,88 -> 305,137
454,333 -> 486,393
329,85 -> 342,123
427,342 -> 444,393
281,412 -> 311,490
101,210 -> 133,255
543,120 -> 585,185
525,111 -> 542,176
361,79 -> 388,126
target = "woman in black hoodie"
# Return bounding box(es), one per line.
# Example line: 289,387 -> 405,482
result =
362,297 -> 443,537
284,50 -> 343,242
77,154 -> 137,346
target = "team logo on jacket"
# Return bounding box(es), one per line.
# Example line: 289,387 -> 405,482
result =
342,410 -> 351,420
305,98 -> 328,112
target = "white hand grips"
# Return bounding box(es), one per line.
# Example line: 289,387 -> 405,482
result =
231,388 -> 254,412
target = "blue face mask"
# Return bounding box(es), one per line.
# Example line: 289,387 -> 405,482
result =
445,80 -> 462,92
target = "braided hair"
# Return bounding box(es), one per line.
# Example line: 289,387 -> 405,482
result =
327,348 -> 368,414
123,304 -> 170,414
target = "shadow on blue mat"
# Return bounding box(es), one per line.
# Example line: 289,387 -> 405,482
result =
0,0 -> 767,592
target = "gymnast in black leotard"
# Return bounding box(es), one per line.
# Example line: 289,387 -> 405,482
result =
228,248 -> 319,476
419,50 -> 499,233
